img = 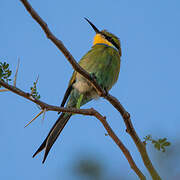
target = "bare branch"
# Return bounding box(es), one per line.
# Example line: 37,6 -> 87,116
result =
19,0 -> 104,96
0,79 -> 146,180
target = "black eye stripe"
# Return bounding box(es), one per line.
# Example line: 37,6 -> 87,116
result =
101,33 -> 119,50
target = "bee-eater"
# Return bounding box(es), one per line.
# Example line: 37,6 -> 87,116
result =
33,18 -> 122,163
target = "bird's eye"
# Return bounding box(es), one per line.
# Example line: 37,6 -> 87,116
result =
107,36 -> 112,41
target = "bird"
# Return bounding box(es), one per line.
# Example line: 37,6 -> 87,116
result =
32,18 -> 122,163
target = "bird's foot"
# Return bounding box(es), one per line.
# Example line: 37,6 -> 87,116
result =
100,85 -> 108,96
97,81 -> 108,96
90,72 -> 97,80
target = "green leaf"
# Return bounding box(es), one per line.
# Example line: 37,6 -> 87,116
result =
4,63 -> 9,69
158,138 -> 167,143
30,78 -> 41,100
154,143 -> 160,151
161,147 -> 166,152
0,61 -> 12,88
0,69 -> 2,78
162,142 -> 171,146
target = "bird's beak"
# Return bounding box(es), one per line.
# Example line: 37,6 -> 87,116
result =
84,18 -> 100,34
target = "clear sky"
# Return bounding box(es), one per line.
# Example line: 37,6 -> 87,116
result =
1,0 -> 180,179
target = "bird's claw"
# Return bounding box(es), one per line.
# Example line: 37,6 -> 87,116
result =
99,83 -> 108,95
102,86 -> 108,95
90,72 -> 97,80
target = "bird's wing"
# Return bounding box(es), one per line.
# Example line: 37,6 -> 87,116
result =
60,71 -> 77,107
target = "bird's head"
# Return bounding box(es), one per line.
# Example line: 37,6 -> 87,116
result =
85,18 -> 122,56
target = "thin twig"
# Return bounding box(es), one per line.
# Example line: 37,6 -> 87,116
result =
24,110 -> 43,128
0,89 -> 9,92
14,58 -> 20,87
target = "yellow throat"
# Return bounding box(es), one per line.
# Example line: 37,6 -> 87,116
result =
93,34 -> 113,47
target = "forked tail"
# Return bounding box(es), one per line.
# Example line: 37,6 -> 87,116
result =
32,112 -> 72,163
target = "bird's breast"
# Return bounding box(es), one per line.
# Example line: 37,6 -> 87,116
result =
73,73 -> 99,99
73,73 -> 91,92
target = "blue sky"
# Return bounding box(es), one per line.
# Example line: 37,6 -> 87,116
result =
1,0 -> 180,179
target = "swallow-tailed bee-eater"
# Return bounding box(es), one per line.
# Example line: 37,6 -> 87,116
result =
33,18 -> 122,163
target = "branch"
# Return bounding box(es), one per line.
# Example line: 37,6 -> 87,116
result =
0,79 -> 145,180
16,0 -> 161,179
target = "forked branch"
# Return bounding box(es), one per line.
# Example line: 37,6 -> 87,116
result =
2,0 -> 162,179
0,79 -> 145,179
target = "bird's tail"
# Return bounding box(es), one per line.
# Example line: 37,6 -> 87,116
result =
32,88 -> 92,163
32,112 -> 71,163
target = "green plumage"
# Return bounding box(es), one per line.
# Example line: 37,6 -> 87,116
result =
80,44 -> 120,90
68,44 -> 120,107
33,23 -> 121,163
